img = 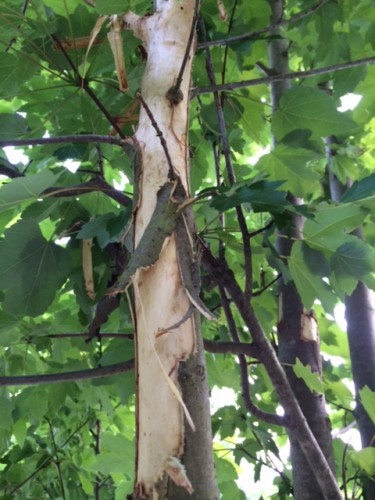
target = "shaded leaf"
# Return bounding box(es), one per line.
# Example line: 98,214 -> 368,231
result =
211,178 -> 288,213
0,170 -> 61,213
359,386 -> 375,425
289,241 -> 336,312
331,238 -> 375,283
0,114 -> 28,140
341,173 -> 375,207
0,218 -> 70,316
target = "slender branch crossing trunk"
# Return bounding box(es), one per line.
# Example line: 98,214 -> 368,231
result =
268,1 -> 336,498
124,2 -> 217,498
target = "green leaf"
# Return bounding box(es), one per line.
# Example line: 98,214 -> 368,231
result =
87,433 -> 134,474
359,386 -> 375,425
0,171 -> 61,213
349,448 -> 375,477
272,87 -> 357,140
255,145 -> 320,197
289,241 -> 337,312
292,358 -> 323,393
215,457 -> 238,483
76,210 -> 131,248
0,114 -> 28,140
95,0 -> 130,14
0,218 -> 70,316
303,203 -> 365,253
331,238 -> 375,283
341,173 -> 375,207
0,396 -> 14,429
211,178 -> 288,213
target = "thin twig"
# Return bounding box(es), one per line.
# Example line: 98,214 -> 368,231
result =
197,0 -> 329,49
200,18 -> 253,304
46,417 -> 66,500
193,56 -> 375,96
9,417 -> 92,495
51,34 -> 125,138
253,274 -> 281,297
177,0 -> 200,87
5,0 -> 31,52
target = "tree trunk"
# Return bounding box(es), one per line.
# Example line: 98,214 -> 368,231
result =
327,147 -> 375,499
268,1 -> 336,498
124,2 -> 218,497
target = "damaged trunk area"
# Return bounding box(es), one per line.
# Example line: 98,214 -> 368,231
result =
123,3 -> 218,498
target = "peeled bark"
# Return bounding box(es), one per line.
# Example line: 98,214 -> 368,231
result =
268,1 -> 336,497
123,3 -> 218,498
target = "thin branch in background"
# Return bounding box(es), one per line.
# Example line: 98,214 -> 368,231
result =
0,134 -> 123,148
220,0 -> 239,101
9,416 -> 92,495
199,18 -> 253,304
217,284 -> 285,426
96,143 -> 104,176
193,56 -> 375,96
51,34 -> 125,138
0,360 -> 134,387
92,419 -> 102,500
46,417 -> 67,500
166,0 -> 201,104
5,0 -> 30,52
45,332 -> 134,340
212,142 -> 226,261
197,0 -> 329,49
253,274 -> 281,297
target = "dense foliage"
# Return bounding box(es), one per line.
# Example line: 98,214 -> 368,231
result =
0,0 -> 374,498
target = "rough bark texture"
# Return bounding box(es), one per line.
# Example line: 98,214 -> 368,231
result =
167,318 -> 219,499
124,2 -> 217,497
328,159 -> 375,499
268,1 -> 336,498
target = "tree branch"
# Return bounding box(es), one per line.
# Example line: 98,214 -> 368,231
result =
43,177 -> 132,207
217,283 -> 285,426
203,339 -> 261,358
198,238 -> 342,499
0,134 -> 123,148
0,360 -> 134,386
192,57 -> 375,96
